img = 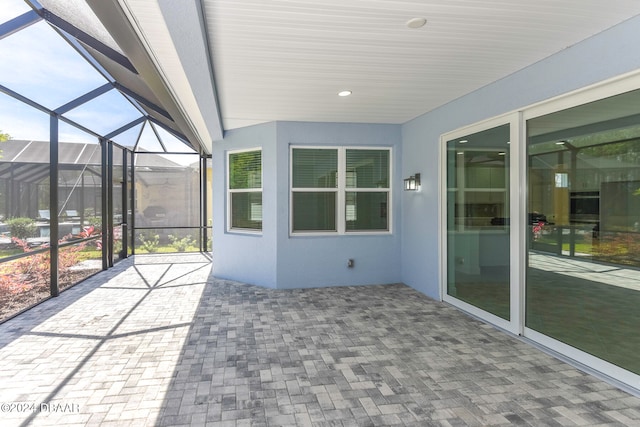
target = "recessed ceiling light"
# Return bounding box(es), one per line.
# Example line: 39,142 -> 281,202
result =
338,90 -> 352,97
459,140 -> 468,144
406,17 -> 427,29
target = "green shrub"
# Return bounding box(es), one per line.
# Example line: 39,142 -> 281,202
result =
6,217 -> 37,239
84,216 -> 102,232
168,234 -> 196,252
138,233 -> 160,253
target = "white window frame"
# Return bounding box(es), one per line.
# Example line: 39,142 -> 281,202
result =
227,147 -> 262,234
289,145 -> 392,236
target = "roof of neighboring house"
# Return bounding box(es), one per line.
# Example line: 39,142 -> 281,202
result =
0,139 -> 187,184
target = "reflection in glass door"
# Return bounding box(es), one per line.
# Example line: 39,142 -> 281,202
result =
446,124 -> 511,320
526,89 -> 640,376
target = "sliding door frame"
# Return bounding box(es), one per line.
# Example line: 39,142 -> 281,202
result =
440,69 -> 640,392
521,72 -> 640,392
440,112 -> 523,335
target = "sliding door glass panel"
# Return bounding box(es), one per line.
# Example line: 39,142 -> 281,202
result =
526,88 -> 640,375
446,124 -> 510,320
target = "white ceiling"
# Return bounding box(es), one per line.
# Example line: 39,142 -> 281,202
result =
97,1 -> 640,141
200,0 -> 640,131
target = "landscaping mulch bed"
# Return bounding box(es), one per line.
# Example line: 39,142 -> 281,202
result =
0,269 -> 101,323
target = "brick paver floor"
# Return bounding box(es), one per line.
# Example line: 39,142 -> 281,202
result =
0,253 -> 639,426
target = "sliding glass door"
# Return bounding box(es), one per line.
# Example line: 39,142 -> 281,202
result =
442,79 -> 640,390
444,120 -> 516,329
526,88 -> 640,376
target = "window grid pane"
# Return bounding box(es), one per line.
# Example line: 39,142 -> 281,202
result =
345,191 -> 389,231
292,191 -> 336,231
231,192 -> 262,230
229,150 -> 262,231
346,149 -> 390,188
230,151 -> 262,190
292,148 -> 337,188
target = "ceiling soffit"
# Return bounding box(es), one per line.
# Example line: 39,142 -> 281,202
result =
202,0 -> 640,130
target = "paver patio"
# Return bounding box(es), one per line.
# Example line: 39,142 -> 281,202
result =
0,253 -> 639,426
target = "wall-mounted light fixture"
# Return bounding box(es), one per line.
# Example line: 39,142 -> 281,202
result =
404,173 -> 421,191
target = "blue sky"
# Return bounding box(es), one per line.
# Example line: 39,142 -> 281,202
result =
0,0 -> 193,158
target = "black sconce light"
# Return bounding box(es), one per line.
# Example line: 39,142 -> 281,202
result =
403,173 -> 421,191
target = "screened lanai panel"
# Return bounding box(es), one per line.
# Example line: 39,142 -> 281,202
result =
12,166 -> 48,186
0,20 -> 108,110
0,140 -> 40,164
77,43 -> 190,145
155,126 -> 195,153
38,0 -> 125,56
58,124 -> 102,224
59,122 -> 101,158
57,124 -> 102,289
0,141 -> 50,234
0,0 -> 30,22
0,92 -> 50,221
135,153 -> 200,228
137,123 -> 165,152
58,143 -> 90,164
129,104 -> 177,142
111,122 -> 143,149
62,89 -> 143,137
135,122 -> 194,154
75,143 -> 103,165
79,43 -> 163,109
0,140 -> 50,190
206,157 -> 212,227
0,92 -> 50,322
0,92 -> 49,142
145,114 -> 188,147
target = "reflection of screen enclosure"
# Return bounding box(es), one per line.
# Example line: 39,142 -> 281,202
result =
600,181 -> 640,231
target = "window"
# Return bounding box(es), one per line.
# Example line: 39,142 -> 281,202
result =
228,149 -> 262,231
291,147 -> 391,234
